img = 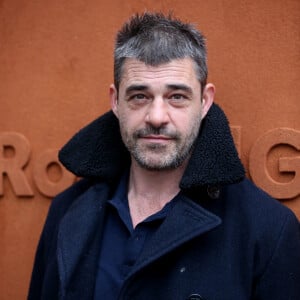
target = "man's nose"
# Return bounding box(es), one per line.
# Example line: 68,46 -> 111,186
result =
145,98 -> 170,128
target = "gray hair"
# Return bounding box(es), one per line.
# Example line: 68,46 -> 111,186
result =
114,12 -> 208,91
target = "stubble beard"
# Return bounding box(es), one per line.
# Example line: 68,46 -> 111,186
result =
120,121 -> 201,171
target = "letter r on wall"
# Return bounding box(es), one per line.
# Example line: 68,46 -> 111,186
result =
0,132 -> 33,196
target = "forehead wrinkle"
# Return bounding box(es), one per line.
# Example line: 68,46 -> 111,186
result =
121,69 -> 195,92
122,58 -> 196,81
119,58 -> 201,95
125,84 -> 149,94
125,67 -> 192,81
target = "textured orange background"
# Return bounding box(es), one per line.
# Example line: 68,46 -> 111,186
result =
0,1 -> 299,299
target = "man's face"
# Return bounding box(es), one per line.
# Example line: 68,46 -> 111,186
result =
110,58 -> 214,171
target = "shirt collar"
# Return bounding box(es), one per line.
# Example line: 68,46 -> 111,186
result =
108,171 -> 180,233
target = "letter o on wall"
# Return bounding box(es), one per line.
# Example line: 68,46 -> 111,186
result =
33,149 -> 75,197
249,128 -> 300,199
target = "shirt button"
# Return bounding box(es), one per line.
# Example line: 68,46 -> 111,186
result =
187,294 -> 205,300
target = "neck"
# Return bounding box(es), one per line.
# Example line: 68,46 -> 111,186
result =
127,159 -> 187,228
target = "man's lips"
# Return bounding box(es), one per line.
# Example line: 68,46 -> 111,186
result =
140,135 -> 174,142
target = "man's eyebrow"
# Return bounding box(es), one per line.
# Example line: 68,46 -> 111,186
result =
167,84 -> 193,94
125,84 -> 149,94
125,84 -> 193,94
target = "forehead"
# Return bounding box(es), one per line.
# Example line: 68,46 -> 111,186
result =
119,58 -> 199,88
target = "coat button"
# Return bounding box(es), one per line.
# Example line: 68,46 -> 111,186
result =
207,185 -> 220,199
187,294 -> 205,300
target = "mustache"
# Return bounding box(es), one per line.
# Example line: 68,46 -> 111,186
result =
133,126 -> 179,139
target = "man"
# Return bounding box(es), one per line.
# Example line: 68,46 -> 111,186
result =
28,13 -> 300,300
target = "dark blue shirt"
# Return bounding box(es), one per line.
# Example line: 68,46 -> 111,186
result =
94,173 -> 178,299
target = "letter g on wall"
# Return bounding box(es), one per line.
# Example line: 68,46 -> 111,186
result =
249,128 -> 300,199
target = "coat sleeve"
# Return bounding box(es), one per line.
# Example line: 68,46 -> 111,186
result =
27,179 -> 94,299
254,211 -> 300,299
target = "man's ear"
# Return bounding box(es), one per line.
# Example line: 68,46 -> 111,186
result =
110,84 -> 118,118
201,83 -> 215,119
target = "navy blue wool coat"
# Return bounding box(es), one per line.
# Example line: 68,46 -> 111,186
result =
28,104 -> 300,300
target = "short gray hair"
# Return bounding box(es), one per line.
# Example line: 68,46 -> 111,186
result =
114,12 -> 208,91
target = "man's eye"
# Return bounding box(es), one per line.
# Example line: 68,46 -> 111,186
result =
170,94 -> 186,100
131,94 -> 146,100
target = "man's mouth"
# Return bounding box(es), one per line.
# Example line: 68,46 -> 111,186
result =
140,135 -> 173,143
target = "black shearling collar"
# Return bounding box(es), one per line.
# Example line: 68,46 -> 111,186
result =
59,103 -> 245,189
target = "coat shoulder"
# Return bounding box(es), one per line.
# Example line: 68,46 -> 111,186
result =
42,179 -> 104,241
48,179 -> 95,219
223,178 -> 299,248
225,178 -> 297,220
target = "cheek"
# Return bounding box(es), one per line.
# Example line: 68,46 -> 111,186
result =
181,114 -> 202,139
117,110 -> 142,134
172,109 -> 201,129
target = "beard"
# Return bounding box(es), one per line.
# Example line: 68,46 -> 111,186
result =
120,120 -> 201,171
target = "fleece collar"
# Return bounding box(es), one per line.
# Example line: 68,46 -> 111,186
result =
59,104 -> 245,189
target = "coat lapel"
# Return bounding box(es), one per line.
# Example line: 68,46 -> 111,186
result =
131,194 -> 221,274
56,183 -> 109,296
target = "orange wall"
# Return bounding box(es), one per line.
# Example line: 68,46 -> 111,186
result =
0,1 -> 299,299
